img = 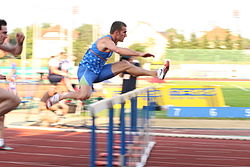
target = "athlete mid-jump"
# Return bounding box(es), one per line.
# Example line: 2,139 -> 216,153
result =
46,21 -> 170,108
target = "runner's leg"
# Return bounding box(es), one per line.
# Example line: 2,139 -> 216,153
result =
111,60 -> 157,77
0,88 -> 20,150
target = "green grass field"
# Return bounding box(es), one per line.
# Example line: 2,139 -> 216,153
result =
165,49 -> 250,64
165,80 -> 250,107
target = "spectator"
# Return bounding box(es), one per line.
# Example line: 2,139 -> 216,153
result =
47,52 -> 74,93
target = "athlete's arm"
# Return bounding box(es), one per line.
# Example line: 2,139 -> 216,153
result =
0,33 -> 25,56
101,38 -> 155,58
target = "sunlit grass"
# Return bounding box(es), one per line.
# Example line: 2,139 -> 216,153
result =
166,80 -> 250,107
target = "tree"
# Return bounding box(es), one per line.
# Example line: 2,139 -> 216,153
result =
166,28 -> 178,34
189,33 -> 198,49
168,35 -> 176,48
201,35 -> 209,49
25,25 -> 33,59
236,35 -> 243,50
129,43 -> 146,52
128,43 -> 147,64
165,29 -> 188,49
73,24 -> 93,64
214,36 -> 220,49
41,23 -> 51,29
176,34 -> 186,48
224,34 -> 233,50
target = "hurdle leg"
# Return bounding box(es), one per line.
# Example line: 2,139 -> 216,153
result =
90,115 -> 96,167
107,104 -> 114,167
130,97 -> 137,132
120,102 -> 126,166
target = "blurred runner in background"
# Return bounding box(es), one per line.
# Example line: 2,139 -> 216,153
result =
0,19 -> 25,150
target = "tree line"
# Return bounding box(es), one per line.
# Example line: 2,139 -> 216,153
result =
4,24 -> 250,62
166,28 -> 250,50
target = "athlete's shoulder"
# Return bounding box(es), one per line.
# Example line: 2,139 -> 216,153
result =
99,34 -> 113,40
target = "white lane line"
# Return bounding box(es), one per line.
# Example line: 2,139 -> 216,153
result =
0,161 -> 69,167
232,84 -> 250,91
0,151 -> 88,159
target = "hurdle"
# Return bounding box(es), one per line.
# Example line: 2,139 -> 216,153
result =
88,86 -> 157,167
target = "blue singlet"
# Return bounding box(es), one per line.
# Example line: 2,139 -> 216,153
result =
77,35 -> 115,86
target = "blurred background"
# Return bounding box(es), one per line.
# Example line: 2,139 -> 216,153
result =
2,2 -> 250,166
1,0 -> 250,117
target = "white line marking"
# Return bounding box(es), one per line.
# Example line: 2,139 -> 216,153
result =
0,161 -> 69,167
7,125 -> 250,140
232,84 -> 250,91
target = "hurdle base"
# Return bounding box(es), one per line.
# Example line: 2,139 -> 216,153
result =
95,160 -> 120,166
99,152 -> 141,158
113,145 -> 144,150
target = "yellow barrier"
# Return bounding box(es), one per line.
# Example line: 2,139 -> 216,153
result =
157,84 -> 225,107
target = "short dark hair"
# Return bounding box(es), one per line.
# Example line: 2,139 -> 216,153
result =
0,19 -> 7,30
110,21 -> 126,34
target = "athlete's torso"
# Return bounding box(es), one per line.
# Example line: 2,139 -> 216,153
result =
79,35 -> 113,74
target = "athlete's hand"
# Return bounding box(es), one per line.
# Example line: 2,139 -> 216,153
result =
16,32 -> 25,46
141,53 -> 155,58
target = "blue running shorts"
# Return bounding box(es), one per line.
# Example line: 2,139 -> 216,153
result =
77,64 -> 114,87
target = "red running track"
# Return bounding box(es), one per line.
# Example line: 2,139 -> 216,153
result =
1,128 -> 250,167
147,136 -> 250,167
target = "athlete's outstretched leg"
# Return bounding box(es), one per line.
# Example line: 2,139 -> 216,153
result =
111,59 -> 170,79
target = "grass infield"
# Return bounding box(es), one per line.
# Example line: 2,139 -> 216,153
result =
166,80 -> 250,107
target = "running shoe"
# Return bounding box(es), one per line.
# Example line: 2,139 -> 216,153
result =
0,74 -> 6,80
0,145 -> 14,150
46,93 -> 60,109
157,60 -> 170,80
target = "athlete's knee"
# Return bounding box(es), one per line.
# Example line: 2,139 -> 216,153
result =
119,60 -> 133,70
78,95 -> 90,101
5,94 -> 21,109
75,91 -> 91,101
10,95 -> 21,107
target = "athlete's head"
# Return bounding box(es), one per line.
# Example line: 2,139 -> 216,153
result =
110,21 -> 127,42
0,19 -> 8,44
0,19 -> 7,30
110,21 -> 126,34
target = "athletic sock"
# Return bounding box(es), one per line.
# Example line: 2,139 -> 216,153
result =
0,138 -> 4,146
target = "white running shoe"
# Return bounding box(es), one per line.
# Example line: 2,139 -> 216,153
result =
157,60 -> 170,80
0,145 -> 14,150
46,93 -> 60,109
